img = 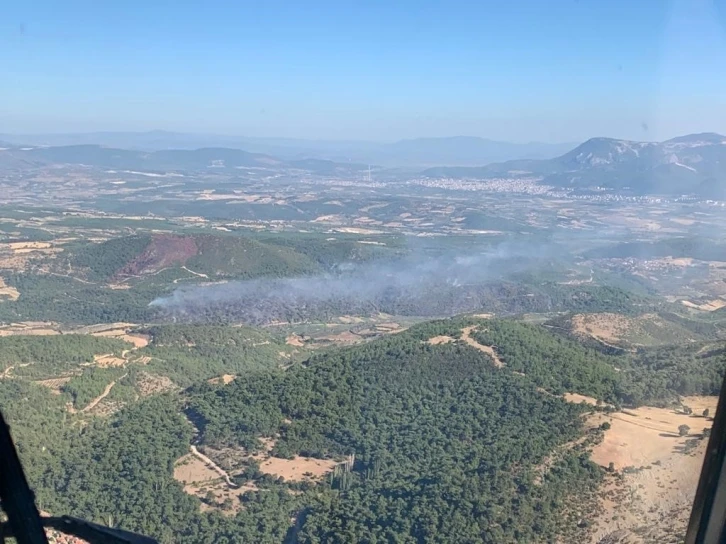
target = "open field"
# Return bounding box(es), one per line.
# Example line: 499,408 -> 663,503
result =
92,353 -> 126,367
0,322 -> 59,336
207,374 -> 235,385
588,396 -> 718,543
34,376 -> 73,394
90,327 -> 150,348
173,453 -> 256,515
426,335 -> 454,345
0,277 -> 19,300
571,313 -> 632,346
681,298 -> 726,312
258,455 -> 338,482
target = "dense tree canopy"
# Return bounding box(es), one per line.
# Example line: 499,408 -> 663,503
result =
0,316 -> 720,543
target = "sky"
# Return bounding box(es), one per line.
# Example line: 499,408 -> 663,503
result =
2,0 -> 726,142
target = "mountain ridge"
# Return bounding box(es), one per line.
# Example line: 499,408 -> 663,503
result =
422,132 -> 726,196
0,131 -> 574,167
0,143 -> 369,175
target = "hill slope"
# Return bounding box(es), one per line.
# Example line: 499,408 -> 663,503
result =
0,144 -> 369,174
64,233 -> 322,282
422,133 -> 726,196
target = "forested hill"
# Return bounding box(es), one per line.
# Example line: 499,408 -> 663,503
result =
421,133 -> 726,197
185,318 -> 623,542
2,317 -> 723,543
0,232 -> 400,325
63,233 -> 323,282
54,232 -> 401,283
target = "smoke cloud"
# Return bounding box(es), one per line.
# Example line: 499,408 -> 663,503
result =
150,240 -> 572,324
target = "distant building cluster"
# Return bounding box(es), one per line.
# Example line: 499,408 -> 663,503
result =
407,177 -> 559,195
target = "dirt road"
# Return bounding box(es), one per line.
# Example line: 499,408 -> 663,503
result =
80,373 -> 127,413
189,445 -> 238,488
460,326 -> 505,368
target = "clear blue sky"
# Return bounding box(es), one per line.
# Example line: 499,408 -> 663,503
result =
2,0 -> 726,142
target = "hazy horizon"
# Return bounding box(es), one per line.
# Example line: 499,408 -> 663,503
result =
2,127 -> 725,147
4,0 -> 726,141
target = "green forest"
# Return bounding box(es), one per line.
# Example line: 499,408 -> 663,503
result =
0,334 -> 129,377
0,229 -> 723,543
0,314 -> 721,542
139,324 -> 290,386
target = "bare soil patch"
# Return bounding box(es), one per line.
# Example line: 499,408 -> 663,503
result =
14,248 -> 63,256
0,322 -> 59,336
563,392 -> 599,406
174,453 -> 256,515
588,396 -> 718,543
7,242 -> 52,250
92,353 -> 126,367
0,277 -> 19,300
87,399 -> 125,418
681,298 -> 726,312
333,227 -> 382,234
317,330 -> 364,344
190,445 -> 238,487
426,335 -> 454,345
207,374 -> 236,385
571,313 -> 631,345
0,254 -> 31,270
311,214 -> 343,223
258,456 -> 338,482
285,334 -> 305,347
92,327 -> 149,348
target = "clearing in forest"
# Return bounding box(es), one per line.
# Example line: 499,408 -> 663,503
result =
0,277 -> 19,300
35,376 -> 73,394
207,374 -> 235,385
175,434 -> 339,515
0,322 -> 59,336
681,298 -> 726,312
258,455 -> 338,482
7,242 -> 52,251
587,396 -> 718,543
571,313 -> 631,346
285,334 -> 305,346
563,393 -> 599,406
426,335 -> 454,345
174,452 -> 256,515
92,353 -> 126,367
92,328 -> 150,348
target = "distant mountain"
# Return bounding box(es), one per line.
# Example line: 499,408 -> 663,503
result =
0,144 -> 368,175
0,132 -> 574,167
422,133 -> 726,197
287,158 -> 369,174
377,137 -> 575,166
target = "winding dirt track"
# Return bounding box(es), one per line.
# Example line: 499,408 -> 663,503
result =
460,326 -> 505,368
189,445 -> 238,488
80,373 -> 127,413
